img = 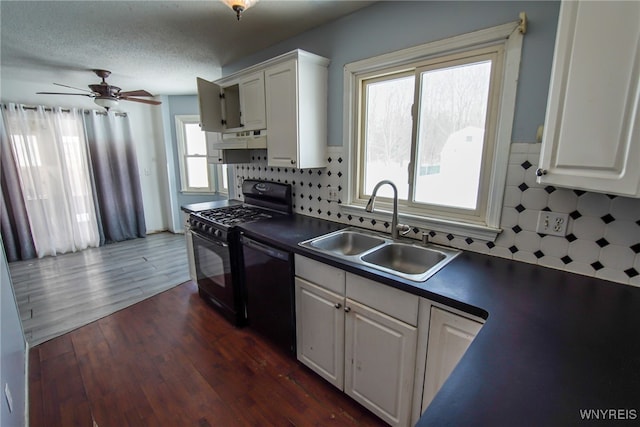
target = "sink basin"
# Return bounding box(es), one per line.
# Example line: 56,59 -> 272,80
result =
300,228 -> 460,282
361,243 -> 446,275
308,230 -> 385,256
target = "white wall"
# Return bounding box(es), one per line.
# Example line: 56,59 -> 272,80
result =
0,239 -> 27,427
122,101 -> 170,232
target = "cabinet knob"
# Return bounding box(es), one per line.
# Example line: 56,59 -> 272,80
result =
535,168 -> 547,177
290,160 -> 296,165
344,306 -> 351,313
334,303 -> 342,309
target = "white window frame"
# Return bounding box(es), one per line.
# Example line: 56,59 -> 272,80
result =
175,115 -> 226,194
342,20 -> 525,241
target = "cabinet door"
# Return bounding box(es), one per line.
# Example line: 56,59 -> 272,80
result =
239,71 -> 266,131
265,60 -> 299,167
185,229 -> 197,282
196,78 -> 224,133
344,299 -> 417,427
422,307 -> 482,411
295,277 -> 345,389
538,0 -> 640,197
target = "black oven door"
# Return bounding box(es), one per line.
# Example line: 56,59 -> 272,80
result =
191,231 -> 241,324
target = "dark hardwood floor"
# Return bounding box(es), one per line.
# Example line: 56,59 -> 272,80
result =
29,280 -> 388,427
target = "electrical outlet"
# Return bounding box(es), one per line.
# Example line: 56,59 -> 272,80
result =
327,186 -> 339,202
5,383 -> 13,413
536,211 -> 569,236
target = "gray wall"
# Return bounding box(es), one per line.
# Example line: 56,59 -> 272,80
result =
162,95 -> 227,231
224,0 -> 560,146
165,95 -> 221,208
0,239 -> 26,427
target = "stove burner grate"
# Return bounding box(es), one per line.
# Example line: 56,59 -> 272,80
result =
197,205 -> 274,226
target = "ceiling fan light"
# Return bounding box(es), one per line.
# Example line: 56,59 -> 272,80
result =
221,0 -> 258,20
94,97 -> 119,110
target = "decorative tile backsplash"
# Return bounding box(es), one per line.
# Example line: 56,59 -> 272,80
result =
231,144 -> 640,287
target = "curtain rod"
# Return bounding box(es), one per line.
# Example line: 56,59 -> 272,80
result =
1,104 -> 127,117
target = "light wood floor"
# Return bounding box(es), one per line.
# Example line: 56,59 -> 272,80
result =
9,232 -> 189,346
29,280 -> 387,427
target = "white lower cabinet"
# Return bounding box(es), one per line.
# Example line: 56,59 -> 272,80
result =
294,255 -> 418,427
295,277 -> 344,389
422,306 -> 482,409
183,212 -> 197,282
295,255 -> 483,427
411,299 -> 484,424
344,298 -> 417,427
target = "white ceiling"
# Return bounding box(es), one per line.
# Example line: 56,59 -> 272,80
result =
0,0 -> 376,102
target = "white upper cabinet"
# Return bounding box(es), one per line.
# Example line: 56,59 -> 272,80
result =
197,71 -> 266,133
538,0 -> 640,197
197,77 -> 224,133
265,51 -> 329,169
238,71 -> 267,131
197,50 -> 329,167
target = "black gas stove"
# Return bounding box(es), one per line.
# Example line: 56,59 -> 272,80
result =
189,180 -> 292,241
187,180 -> 292,326
190,204 -> 278,240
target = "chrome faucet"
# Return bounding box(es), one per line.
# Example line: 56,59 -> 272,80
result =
365,180 -> 411,239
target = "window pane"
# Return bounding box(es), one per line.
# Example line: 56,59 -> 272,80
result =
363,75 -> 414,199
186,157 -> 209,188
415,60 -> 491,209
185,123 -> 207,155
220,164 -> 228,190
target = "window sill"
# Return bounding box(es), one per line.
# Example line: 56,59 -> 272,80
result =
340,204 -> 501,242
180,190 -> 218,195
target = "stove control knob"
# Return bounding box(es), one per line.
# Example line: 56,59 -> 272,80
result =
205,225 -> 213,234
214,229 -> 222,238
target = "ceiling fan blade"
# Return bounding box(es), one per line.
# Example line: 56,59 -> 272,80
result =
53,83 -> 94,93
37,92 -> 93,97
120,96 -> 161,105
119,90 -> 153,97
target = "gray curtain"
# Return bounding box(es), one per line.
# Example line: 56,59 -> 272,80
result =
83,111 -> 146,244
0,109 -> 37,261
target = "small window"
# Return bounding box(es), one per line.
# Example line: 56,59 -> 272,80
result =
175,115 -> 226,193
345,21 -> 524,240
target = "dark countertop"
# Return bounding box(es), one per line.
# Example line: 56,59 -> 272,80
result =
240,214 -> 640,426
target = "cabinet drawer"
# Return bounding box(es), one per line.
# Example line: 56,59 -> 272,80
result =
295,255 -> 345,295
346,273 -> 419,326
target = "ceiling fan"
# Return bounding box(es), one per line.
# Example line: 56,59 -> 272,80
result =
37,69 -> 161,110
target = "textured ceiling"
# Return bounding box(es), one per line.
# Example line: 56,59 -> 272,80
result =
0,0 -> 376,101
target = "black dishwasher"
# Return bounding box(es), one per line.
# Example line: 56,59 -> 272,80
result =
240,234 -> 295,355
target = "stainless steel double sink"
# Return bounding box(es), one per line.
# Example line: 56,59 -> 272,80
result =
299,227 -> 460,282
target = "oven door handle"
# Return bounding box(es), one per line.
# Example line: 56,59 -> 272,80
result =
193,232 -> 229,248
210,239 -> 228,248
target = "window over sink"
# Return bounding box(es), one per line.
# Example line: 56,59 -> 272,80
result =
343,20 -> 526,241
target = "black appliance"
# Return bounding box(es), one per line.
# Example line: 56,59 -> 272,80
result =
241,235 -> 295,354
188,180 -> 292,326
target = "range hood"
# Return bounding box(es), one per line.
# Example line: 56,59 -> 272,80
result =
213,130 -> 267,150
